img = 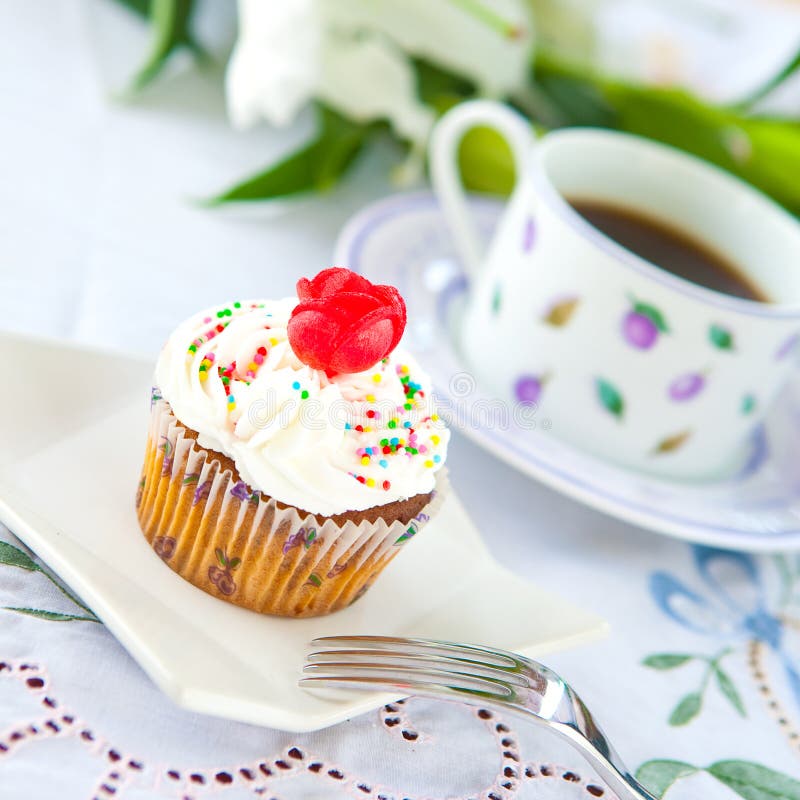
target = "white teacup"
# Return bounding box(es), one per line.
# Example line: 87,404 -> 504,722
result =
430,100 -> 800,481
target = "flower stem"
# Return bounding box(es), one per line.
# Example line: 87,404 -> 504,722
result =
699,646 -> 733,692
448,0 -> 523,39
43,572 -> 99,621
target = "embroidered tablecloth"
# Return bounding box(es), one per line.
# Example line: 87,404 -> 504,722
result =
1,2 -> 800,798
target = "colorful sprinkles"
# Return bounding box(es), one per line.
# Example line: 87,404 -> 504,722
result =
346,363 -> 443,490
186,303 -> 282,415
186,304 -> 444,493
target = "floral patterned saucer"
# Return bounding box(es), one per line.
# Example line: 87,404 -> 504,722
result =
336,192 -> 800,553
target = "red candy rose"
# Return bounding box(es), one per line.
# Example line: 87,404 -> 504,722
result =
287,268 -> 407,375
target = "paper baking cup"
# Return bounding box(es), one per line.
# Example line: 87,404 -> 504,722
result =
136,398 -> 446,617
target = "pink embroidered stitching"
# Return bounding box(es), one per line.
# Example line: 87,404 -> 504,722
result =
0,659 -> 617,799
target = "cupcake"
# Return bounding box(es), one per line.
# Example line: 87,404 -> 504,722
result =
136,268 -> 449,617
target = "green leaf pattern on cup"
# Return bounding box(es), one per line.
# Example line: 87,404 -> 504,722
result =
634,301 -> 669,333
596,377 -> 624,419
491,283 -> 502,315
710,324 -> 735,350
742,394 -> 757,415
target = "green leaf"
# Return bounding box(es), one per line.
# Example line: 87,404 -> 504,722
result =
414,57 -> 474,115
634,302 -> 669,333
714,666 -> 746,717
128,0 -> 203,92
708,760 -> 800,800
110,0 -> 151,17
307,573 -> 322,587
636,760 -> 698,799
534,56 -> 800,218
457,125 -> 516,195
206,106 -> 368,204
669,692 -> 702,726
710,324 -> 735,351
642,653 -> 693,670
0,541 -> 39,572
595,377 -> 624,419
228,557 -> 241,570
535,71 -> 618,128
737,45 -> 800,110
215,548 -> 226,568
5,607 -> 99,623
0,542 -> 96,617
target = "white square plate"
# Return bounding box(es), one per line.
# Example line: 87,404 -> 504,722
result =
0,332 -> 607,732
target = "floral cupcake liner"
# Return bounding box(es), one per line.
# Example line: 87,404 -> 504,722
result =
136,399 -> 446,617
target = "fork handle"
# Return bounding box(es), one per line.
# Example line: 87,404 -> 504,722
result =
555,723 -> 658,800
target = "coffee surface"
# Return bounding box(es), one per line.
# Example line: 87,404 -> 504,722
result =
568,198 -> 768,302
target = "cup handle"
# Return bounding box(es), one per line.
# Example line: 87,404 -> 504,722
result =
429,100 -> 535,281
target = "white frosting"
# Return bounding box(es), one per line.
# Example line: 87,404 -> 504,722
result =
154,299 -> 449,516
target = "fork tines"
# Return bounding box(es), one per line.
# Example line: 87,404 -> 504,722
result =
300,635 -> 530,699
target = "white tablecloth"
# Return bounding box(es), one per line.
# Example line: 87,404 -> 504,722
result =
1,3 -> 799,799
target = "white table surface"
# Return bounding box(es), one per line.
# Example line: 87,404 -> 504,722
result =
1,2 -> 799,799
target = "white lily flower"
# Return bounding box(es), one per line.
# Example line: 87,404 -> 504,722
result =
226,0 -> 319,129
325,0 -> 535,97
226,0 -> 535,144
317,31 -> 435,144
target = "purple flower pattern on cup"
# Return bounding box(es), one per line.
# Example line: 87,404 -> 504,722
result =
622,297 -> 669,350
522,216 -> 535,252
775,332 -> 800,360
514,374 -> 547,406
669,372 -> 707,402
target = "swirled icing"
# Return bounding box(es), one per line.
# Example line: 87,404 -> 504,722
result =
154,299 -> 449,516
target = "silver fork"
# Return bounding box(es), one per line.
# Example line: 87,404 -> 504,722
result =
301,636 -> 657,800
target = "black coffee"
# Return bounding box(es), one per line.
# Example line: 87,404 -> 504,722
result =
568,198 -> 768,302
